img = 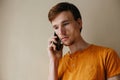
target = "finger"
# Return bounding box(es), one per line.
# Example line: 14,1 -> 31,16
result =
48,36 -> 57,45
48,40 -> 56,51
47,42 -> 57,58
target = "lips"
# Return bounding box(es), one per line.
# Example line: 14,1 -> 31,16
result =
61,37 -> 69,42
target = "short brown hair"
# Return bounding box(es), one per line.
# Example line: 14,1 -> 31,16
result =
48,2 -> 82,22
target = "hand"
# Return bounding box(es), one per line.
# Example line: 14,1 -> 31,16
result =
47,36 -> 63,80
47,36 -> 63,63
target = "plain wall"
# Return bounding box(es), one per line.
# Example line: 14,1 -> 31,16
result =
0,0 -> 120,80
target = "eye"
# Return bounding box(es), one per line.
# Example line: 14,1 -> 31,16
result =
53,25 -> 58,30
62,22 -> 69,26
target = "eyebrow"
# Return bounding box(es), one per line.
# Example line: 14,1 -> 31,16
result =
52,19 -> 72,28
62,20 -> 70,23
61,19 -> 73,25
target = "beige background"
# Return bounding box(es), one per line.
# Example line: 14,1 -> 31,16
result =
0,0 -> 120,80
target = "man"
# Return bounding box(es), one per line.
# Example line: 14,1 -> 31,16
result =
47,2 -> 120,80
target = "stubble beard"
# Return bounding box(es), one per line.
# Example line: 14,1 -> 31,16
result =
63,40 -> 74,46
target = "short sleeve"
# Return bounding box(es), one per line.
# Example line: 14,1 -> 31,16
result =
105,48 -> 120,78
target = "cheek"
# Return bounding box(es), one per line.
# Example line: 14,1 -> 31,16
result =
66,24 -> 79,35
66,26 -> 74,35
68,25 -> 78,34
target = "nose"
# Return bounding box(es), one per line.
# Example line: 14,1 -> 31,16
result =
58,26 -> 65,36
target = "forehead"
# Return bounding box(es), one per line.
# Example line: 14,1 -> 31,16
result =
51,11 -> 74,25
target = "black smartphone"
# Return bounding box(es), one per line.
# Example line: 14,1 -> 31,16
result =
54,32 -> 63,51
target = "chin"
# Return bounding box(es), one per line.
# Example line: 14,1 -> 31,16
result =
63,41 -> 73,46
64,44 -> 70,46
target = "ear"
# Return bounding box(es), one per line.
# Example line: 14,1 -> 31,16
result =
77,18 -> 82,30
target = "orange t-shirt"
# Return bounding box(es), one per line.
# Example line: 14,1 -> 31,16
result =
58,44 -> 120,80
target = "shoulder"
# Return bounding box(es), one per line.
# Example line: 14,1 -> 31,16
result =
89,44 -> 120,61
91,44 -> 117,54
92,44 -> 120,78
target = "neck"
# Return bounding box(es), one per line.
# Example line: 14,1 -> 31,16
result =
68,36 -> 90,54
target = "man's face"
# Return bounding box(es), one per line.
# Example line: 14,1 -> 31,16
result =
51,11 -> 82,46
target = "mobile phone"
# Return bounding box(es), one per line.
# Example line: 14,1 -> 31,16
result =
54,32 -> 63,51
